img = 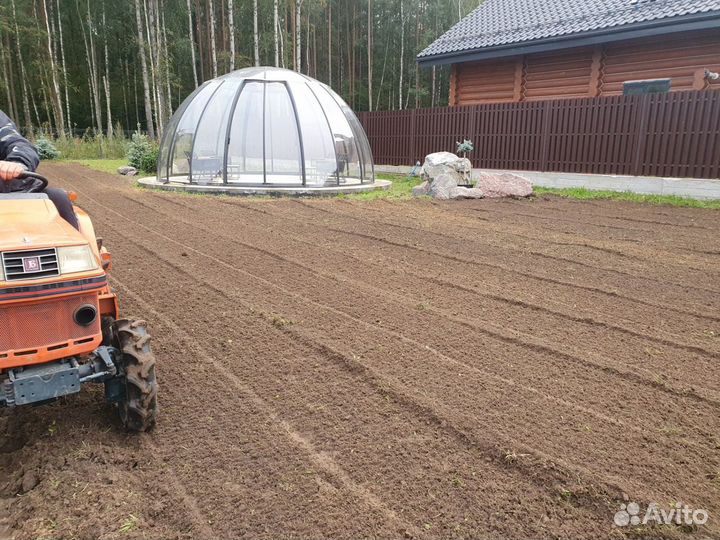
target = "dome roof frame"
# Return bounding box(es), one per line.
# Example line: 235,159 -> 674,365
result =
158,67 -> 374,188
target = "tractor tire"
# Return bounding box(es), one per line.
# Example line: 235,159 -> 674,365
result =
113,319 -> 158,432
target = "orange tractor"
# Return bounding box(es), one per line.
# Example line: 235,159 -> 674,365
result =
0,171 -> 158,431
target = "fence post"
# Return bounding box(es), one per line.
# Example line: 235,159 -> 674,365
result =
468,106 -> 478,167
540,101 -> 551,171
631,95 -> 651,177
410,109 -> 417,164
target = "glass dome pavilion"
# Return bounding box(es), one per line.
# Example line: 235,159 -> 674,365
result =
157,67 -> 374,187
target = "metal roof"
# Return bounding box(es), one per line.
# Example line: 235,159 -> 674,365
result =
418,0 -> 720,65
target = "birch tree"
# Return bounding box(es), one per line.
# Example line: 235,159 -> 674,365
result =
102,7 -> 113,137
41,0 -> 65,134
208,0 -> 218,77
134,0 -> 155,138
186,0 -> 199,87
367,0 -> 373,111
228,0 -> 236,70
252,0 -> 259,67
273,0 -> 279,67
398,0 -> 404,110
55,0 -> 71,132
295,0 -> 303,72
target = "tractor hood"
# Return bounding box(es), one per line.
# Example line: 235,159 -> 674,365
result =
0,195 -> 84,251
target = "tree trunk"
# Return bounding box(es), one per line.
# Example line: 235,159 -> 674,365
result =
161,1 -> 172,113
207,0 -> 218,77
41,0 -> 65,135
134,0 -> 155,138
102,7 -> 113,137
273,0 -> 279,67
295,0 -> 302,73
229,0 -> 236,70
398,0 -> 404,110
367,0 -> 372,111
87,0 -> 103,134
195,0 -> 205,81
327,2 -> 331,86
10,0 -> 32,133
186,0 -> 199,87
55,0 -> 71,133
252,0 -> 259,67
305,9 -> 310,76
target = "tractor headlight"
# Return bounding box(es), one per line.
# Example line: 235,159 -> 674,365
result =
58,245 -> 98,274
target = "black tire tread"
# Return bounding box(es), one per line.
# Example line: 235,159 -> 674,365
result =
114,319 -> 158,432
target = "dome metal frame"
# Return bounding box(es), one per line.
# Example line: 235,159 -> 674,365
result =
158,68 -> 374,188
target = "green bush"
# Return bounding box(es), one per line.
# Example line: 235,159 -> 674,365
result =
35,137 -> 60,160
127,131 -> 158,173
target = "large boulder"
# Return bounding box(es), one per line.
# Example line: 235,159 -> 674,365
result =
474,171 -> 533,198
414,152 -> 481,200
421,151 -> 472,182
427,173 -> 458,200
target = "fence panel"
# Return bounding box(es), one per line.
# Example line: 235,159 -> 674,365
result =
357,90 -> 720,179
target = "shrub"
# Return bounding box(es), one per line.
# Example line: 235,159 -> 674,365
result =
127,131 -> 159,173
35,137 -> 60,160
456,139 -> 474,155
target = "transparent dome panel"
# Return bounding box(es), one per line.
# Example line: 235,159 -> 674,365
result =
169,80 -> 222,182
288,81 -> 338,186
308,83 -> 363,183
264,83 -> 302,185
227,82 -> 264,184
191,79 -> 243,185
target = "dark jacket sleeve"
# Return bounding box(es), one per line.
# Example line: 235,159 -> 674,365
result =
0,110 -> 39,171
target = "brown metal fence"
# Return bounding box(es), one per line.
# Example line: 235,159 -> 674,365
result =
357,90 -> 720,179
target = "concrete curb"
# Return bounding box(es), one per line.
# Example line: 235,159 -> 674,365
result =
138,177 -> 392,197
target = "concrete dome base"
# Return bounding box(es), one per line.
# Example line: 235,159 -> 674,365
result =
138,177 -> 391,197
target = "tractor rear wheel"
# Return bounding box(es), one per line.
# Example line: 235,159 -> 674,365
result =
112,319 -> 158,432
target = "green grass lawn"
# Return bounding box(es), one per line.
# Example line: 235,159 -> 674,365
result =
62,160 -> 719,209
339,173 -> 424,201
534,186 -> 720,209
63,158 -> 129,175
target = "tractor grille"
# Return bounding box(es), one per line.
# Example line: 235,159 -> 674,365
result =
2,248 -> 59,281
0,294 -> 100,358
0,293 -> 100,354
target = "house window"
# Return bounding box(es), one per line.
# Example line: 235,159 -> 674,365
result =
623,79 -> 671,95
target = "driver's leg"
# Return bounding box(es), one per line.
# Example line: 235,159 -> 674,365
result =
44,187 -> 79,230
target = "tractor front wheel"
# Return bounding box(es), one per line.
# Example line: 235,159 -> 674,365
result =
111,319 -> 159,432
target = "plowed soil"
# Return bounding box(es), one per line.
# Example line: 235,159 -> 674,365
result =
2,162 -> 719,539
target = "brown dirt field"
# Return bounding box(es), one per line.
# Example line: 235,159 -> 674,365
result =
2,161 -> 719,539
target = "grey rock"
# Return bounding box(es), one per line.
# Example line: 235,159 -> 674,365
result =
421,152 -> 471,185
427,173 -> 458,200
411,181 -> 429,197
474,170 -> 533,198
450,186 -> 484,199
117,166 -> 138,176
